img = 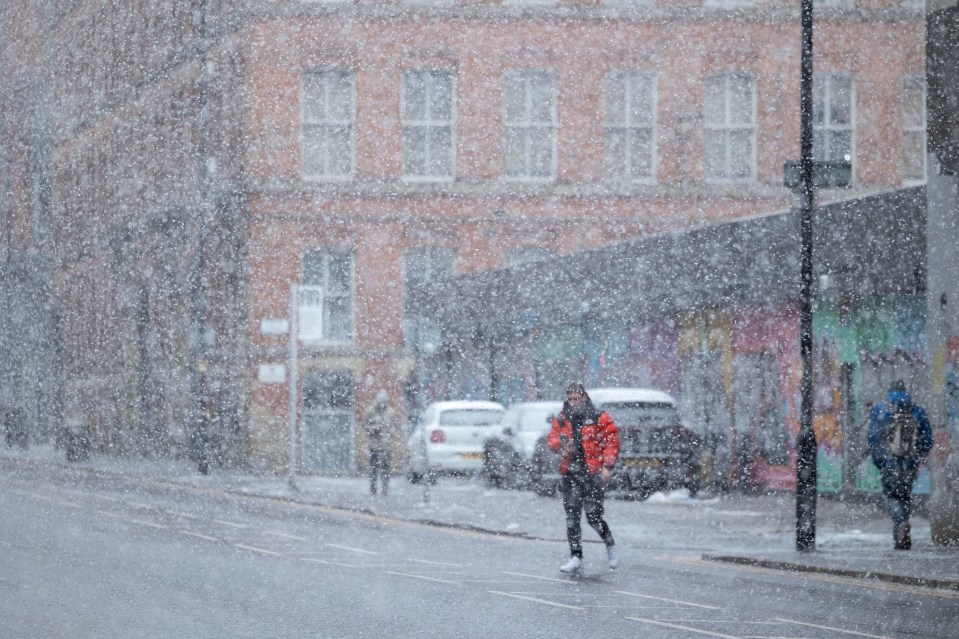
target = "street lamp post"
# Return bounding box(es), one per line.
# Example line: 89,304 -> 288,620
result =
795,0 -> 817,552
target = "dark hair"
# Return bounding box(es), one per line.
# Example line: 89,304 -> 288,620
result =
889,379 -> 907,393
566,381 -> 586,396
562,383 -> 598,418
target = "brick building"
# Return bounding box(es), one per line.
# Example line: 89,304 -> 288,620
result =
0,1 -> 925,472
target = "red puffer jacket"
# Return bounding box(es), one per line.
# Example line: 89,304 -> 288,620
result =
547,411 -> 620,475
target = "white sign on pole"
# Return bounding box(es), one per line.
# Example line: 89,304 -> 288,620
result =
260,318 -> 290,335
258,363 -> 286,384
298,285 -> 324,341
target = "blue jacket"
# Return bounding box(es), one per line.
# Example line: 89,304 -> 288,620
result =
867,389 -> 933,472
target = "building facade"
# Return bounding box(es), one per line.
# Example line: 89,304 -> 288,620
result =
416,188 -> 930,495
1,1 -> 925,472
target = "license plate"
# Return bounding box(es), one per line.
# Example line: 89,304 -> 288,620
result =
624,458 -> 662,469
460,452 -> 483,460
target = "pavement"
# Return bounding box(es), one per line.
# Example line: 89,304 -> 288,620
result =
4,443 -> 958,592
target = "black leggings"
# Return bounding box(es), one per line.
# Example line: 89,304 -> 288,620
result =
562,472 -> 614,558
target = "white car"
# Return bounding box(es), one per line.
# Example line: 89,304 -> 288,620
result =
481,401 -> 562,489
406,400 -> 505,483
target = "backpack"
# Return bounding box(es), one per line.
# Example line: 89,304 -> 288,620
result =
887,404 -> 919,458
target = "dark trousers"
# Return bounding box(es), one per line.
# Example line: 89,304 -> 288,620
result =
369,449 -> 392,494
562,472 -> 614,558
880,464 -> 918,527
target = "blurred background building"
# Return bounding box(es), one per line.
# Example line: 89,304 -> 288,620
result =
0,1 -> 927,476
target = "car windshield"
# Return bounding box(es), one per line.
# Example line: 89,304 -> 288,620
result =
439,409 -> 503,426
601,402 -> 682,428
518,407 -> 559,432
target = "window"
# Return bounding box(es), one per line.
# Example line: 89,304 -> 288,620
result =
404,247 -> 455,352
604,70 -> 656,183
704,73 -> 755,181
813,74 -> 855,172
403,69 -> 455,180
301,248 -> 354,342
302,69 -> 354,179
503,70 -> 556,180
903,75 -> 927,182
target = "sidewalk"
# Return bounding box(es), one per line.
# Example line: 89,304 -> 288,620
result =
4,443 -> 958,591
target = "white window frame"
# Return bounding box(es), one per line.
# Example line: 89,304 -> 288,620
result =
503,70 -> 557,182
704,72 -> 756,183
301,247 -> 355,344
403,68 -> 456,182
902,75 -> 927,183
603,70 -> 657,185
813,73 -> 856,180
301,68 -> 355,181
404,246 -> 455,353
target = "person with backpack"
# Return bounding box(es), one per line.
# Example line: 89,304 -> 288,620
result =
867,380 -> 933,549
547,382 -> 620,574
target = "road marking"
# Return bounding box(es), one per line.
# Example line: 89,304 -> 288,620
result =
234,543 -> 281,556
625,616 -> 742,638
616,590 -> 720,610
301,558 -> 355,568
772,617 -> 894,639
385,571 -> 458,584
180,531 -> 219,542
326,543 -> 378,555
173,511 -> 197,519
264,530 -> 307,541
128,518 -> 168,530
212,519 -> 249,529
408,558 -> 463,567
500,571 -> 571,583
488,591 -> 582,610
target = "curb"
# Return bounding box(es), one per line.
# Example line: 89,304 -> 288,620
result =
702,554 -> 959,592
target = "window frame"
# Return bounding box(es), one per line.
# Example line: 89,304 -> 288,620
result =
301,68 -> 356,182
813,72 -> 857,181
603,69 -> 658,185
300,247 -> 355,344
902,74 -> 927,184
402,68 -> 457,182
502,69 -> 558,182
404,246 -> 456,352
703,72 -> 757,183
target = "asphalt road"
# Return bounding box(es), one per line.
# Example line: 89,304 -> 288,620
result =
2,463 -> 957,639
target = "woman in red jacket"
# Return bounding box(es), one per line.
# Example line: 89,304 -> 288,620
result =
547,382 -> 620,574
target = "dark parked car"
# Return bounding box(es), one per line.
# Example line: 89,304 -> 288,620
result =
529,388 -> 703,500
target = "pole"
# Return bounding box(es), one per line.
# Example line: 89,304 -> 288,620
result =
288,283 -> 300,491
795,0 -> 818,552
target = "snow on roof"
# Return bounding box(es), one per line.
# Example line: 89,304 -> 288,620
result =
587,387 -> 676,406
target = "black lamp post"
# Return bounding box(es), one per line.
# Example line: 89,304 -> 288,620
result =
795,0 -> 817,552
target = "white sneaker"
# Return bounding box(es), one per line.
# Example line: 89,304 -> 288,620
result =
607,545 -> 620,570
559,556 -> 583,574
